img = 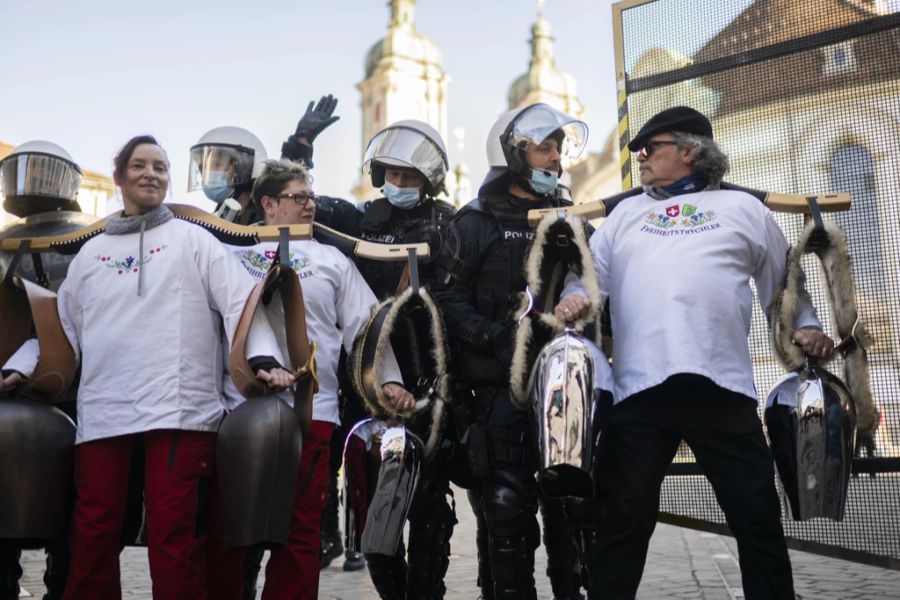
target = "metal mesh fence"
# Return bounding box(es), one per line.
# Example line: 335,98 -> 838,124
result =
613,0 -> 900,568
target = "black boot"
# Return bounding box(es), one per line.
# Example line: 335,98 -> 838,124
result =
320,463 -> 343,569
488,534 -> 538,600
0,543 -> 22,600
42,541 -> 70,600
580,529 -> 605,599
365,550 -> 407,600
540,497 -> 584,600
468,489 -> 494,600
406,480 -> 456,599
343,550 -> 365,571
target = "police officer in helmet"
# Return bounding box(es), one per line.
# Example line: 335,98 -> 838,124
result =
0,140 -> 90,600
334,119 -> 458,600
189,95 -> 344,225
435,103 -> 589,600
351,119 -> 455,295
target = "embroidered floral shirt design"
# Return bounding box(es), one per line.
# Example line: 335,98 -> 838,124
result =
238,248 -> 312,279
642,202 -> 719,236
95,245 -> 168,274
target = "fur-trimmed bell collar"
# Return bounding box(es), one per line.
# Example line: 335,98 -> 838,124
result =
509,213 -> 600,407
769,219 -> 877,431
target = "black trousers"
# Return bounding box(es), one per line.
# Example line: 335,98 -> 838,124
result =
592,374 -> 794,600
466,386 -> 540,600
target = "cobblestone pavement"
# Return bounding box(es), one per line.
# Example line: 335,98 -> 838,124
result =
17,486 -> 900,598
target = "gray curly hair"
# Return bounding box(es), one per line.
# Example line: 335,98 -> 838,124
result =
671,132 -> 730,188
251,159 -> 314,213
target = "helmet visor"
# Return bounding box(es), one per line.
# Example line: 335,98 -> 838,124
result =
0,153 -> 82,201
363,127 -> 447,188
187,144 -> 255,192
508,104 -> 589,160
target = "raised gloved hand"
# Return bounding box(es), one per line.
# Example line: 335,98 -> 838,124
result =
294,94 -> 340,143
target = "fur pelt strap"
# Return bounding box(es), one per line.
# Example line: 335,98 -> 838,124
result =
349,287 -> 449,458
769,219 -> 876,431
509,213 -> 600,407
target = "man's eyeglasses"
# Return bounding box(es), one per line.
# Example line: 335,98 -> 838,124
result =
275,191 -> 317,206
636,140 -> 678,158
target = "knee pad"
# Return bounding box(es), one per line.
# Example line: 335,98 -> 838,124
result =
483,469 -> 538,543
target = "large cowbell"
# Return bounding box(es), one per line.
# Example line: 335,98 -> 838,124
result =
0,212 -> 89,542
0,399 -> 75,542
530,329 -> 608,499
764,364 -> 856,521
219,262 -> 314,549
361,425 -> 424,556
217,397 -> 302,547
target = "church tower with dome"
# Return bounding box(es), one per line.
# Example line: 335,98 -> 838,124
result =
507,6 -> 585,119
506,4 -> 620,204
352,0 -> 450,200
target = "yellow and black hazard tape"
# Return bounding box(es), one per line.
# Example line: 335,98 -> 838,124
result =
617,88 -> 632,190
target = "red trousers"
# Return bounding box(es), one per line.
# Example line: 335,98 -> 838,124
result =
63,429 -> 243,600
343,434 -> 373,546
261,419 -> 334,600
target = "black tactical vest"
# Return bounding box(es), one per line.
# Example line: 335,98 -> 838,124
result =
468,194 -> 569,323
355,197 -> 456,299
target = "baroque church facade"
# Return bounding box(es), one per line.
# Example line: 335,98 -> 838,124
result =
351,0 -> 620,206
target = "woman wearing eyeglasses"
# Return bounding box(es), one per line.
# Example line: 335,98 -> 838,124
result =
57,135 -> 290,600
226,158 -> 412,600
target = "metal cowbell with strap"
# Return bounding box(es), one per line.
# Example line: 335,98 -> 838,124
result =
0,210 -> 99,543
0,274 -> 77,541
765,199 -> 873,521
360,425 -> 424,557
348,246 -> 449,557
217,231 -> 318,548
508,212 -> 608,499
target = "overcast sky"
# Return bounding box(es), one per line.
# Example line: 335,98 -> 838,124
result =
1,0 -> 778,206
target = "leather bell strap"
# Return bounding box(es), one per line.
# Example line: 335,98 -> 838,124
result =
0,277 -> 76,402
394,263 -> 411,297
229,264 -> 317,436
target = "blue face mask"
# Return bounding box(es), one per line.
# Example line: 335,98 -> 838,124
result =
202,170 -> 234,203
383,181 -> 422,209
528,167 -> 558,196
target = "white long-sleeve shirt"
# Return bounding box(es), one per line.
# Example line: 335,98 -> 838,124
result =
568,188 -> 820,403
223,239 -> 402,425
58,218 -> 279,444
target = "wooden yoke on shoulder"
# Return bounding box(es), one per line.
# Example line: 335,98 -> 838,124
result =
526,186 -> 851,227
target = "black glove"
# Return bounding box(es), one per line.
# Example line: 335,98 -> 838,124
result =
294,94 -> 340,143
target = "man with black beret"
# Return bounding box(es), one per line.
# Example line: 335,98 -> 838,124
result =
557,106 -> 833,599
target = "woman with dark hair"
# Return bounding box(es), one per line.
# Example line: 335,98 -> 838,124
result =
58,136 -> 290,600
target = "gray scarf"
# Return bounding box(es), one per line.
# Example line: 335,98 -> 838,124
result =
105,204 -> 174,296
